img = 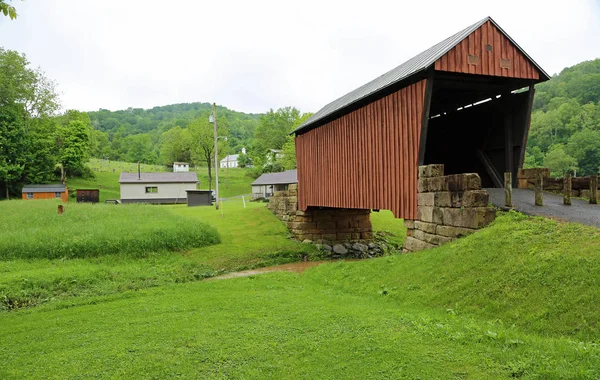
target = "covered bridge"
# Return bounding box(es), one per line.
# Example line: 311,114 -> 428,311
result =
293,16 -> 549,219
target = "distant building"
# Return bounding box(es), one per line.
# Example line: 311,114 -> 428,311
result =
220,154 -> 239,168
173,162 -> 190,172
119,172 -> 198,204
22,184 -> 68,202
251,170 -> 297,199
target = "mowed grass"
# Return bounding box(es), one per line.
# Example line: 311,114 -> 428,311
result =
0,200 -> 327,310
2,213 -> 600,378
0,200 -> 219,261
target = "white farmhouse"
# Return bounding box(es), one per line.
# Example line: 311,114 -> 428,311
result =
220,154 -> 239,168
173,162 -> 190,172
251,170 -> 297,199
119,172 -> 198,204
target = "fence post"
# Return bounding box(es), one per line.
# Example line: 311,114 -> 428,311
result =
563,173 -> 572,206
504,172 -> 512,207
591,174 -> 598,205
535,172 -> 543,206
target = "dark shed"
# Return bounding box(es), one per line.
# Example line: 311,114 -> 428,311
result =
293,16 -> 549,219
186,190 -> 213,207
76,189 -> 100,203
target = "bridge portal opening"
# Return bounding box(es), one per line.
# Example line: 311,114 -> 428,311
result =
422,73 -> 534,188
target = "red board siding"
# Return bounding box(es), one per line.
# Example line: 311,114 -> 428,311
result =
296,80 -> 427,219
434,20 -> 540,80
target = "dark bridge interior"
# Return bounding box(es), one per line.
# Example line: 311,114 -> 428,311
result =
422,73 -> 535,188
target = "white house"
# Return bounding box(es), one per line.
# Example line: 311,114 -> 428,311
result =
173,162 -> 190,172
119,172 -> 198,204
251,170 -> 297,199
220,154 -> 239,168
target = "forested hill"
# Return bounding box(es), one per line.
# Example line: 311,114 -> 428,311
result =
526,58 -> 600,176
86,103 -> 261,165
88,103 -> 259,136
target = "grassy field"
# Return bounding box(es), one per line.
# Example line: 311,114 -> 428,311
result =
2,192 -> 598,378
0,200 -> 335,311
0,200 -> 219,261
1,212 -> 599,378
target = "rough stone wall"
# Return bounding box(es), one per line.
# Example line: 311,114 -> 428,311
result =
267,184 -> 373,244
404,164 -> 496,252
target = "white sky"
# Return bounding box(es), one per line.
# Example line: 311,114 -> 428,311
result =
1,0 -> 599,114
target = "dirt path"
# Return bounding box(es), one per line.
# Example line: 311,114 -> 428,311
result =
486,188 -> 600,228
208,260 -> 353,281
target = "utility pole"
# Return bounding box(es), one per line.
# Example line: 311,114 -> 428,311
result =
212,103 -> 219,210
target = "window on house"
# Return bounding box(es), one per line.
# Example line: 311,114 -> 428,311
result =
145,186 -> 158,193
55,192 -> 62,198
27,192 -> 34,199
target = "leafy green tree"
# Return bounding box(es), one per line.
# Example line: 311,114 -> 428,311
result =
543,145 -> 578,177
0,0 -> 19,19
159,126 -> 191,165
0,48 -> 60,197
187,114 -> 227,191
55,120 -> 91,183
567,128 -> 600,176
237,153 -> 251,168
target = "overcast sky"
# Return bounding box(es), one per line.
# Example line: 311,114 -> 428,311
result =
1,0 -> 599,114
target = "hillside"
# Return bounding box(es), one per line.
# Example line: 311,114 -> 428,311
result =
1,211 -> 599,377
526,58 -> 600,176
86,103 -> 260,165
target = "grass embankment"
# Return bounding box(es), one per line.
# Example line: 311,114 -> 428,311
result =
0,200 -> 219,260
1,213 -> 599,378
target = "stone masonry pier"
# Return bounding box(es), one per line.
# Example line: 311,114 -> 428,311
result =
404,164 -> 497,252
267,184 -> 373,244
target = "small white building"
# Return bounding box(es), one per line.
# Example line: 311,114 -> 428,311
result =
251,170 -> 297,199
173,162 -> 190,172
119,172 -> 198,204
220,154 -> 239,168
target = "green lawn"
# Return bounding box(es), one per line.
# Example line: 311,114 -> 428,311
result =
2,204 -> 599,378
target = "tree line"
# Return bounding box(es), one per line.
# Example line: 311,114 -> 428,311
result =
0,48 -> 91,198
525,58 -> 600,177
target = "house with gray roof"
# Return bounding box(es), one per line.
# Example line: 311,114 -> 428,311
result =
251,170 -> 297,199
119,172 -> 198,204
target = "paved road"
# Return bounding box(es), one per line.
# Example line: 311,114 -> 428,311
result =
486,188 -> 600,228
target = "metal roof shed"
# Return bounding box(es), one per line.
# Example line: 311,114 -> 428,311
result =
293,16 -> 549,219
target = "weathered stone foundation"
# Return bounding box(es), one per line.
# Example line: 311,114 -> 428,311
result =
404,164 -> 496,252
267,184 -> 373,244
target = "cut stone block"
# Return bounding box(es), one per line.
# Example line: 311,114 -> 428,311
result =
435,225 -> 476,238
414,220 -> 437,234
418,164 -> 445,179
411,229 -> 454,245
403,236 -> 436,252
440,207 -> 496,229
445,173 -> 482,191
417,206 -> 443,224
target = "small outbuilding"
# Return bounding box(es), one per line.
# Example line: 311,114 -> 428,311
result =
76,189 -> 100,203
173,162 -> 190,172
186,190 -> 213,206
22,184 -> 68,202
119,172 -> 198,204
251,170 -> 297,199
